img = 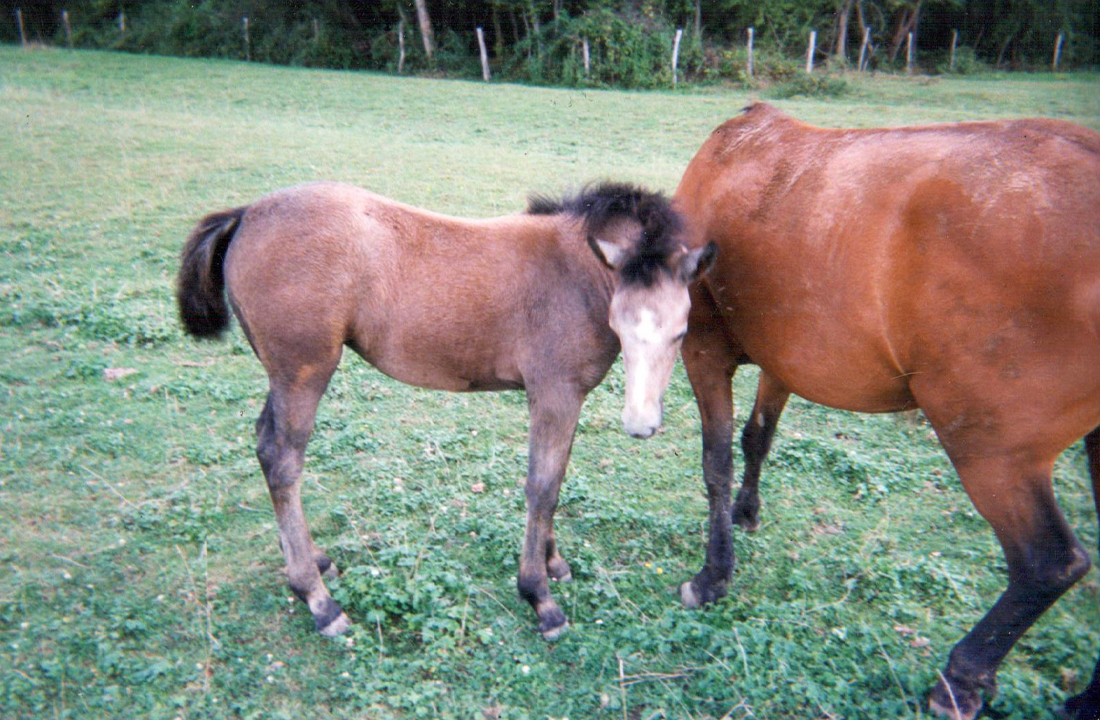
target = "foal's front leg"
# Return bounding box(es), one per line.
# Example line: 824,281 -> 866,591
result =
517,388 -> 583,640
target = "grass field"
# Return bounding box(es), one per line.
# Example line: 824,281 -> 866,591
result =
1,46 -> 1099,720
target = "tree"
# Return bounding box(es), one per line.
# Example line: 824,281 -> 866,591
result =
413,0 -> 434,60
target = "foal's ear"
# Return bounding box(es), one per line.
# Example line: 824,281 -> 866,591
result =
679,241 -> 718,282
587,235 -> 629,270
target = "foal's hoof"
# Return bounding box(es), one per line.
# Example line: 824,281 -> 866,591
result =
537,605 -> 569,641
541,619 -> 569,642
928,679 -> 983,720
318,611 -> 352,637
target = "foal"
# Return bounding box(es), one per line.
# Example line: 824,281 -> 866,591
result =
177,181 -> 715,639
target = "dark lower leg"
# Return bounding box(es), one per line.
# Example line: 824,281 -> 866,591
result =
928,468 -> 1090,719
1063,427 -> 1100,720
517,391 -> 581,639
732,374 -> 789,532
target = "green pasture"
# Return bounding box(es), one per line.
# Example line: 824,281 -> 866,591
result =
1,46 -> 1098,720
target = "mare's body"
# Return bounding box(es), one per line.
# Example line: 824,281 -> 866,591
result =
672,103 -> 1100,719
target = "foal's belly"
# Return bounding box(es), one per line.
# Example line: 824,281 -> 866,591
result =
354,344 -> 525,394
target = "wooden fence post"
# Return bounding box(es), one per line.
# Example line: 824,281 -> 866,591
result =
582,38 -> 590,75
949,29 -> 958,71
672,28 -> 683,87
1053,32 -> 1064,71
312,18 -> 319,43
476,27 -> 491,81
906,31 -> 914,74
118,10 -> 125,36
15,8 -> 26,47
243,17 -> 250,61
746,27 -> 754,78
806,30 -> 816,73
63,10 -> 73,48
858,26 -> 870,71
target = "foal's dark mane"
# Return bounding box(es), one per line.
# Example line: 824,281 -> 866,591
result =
528,182 -> 683,287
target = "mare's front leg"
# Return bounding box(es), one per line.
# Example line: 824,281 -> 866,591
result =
733,371 -> 790,532
517,386 -> 583,640
679,288 -> 740,608
256,365 -> 349,636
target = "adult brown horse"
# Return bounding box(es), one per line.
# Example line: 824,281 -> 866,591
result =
177,181 -> 715,641
672,103 -> 1100,720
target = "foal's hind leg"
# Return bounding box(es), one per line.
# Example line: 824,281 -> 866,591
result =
927,453 -> 1091,720
733,371 -> 790,532
517,386 -> 584,640
1063,427 -> 1100,720
256,362 -> 349,636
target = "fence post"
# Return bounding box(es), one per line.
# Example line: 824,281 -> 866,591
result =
672,28 -> 683,87
476,27 -> 491,81
906,32 -> 914,74
312,18 -> 319,43
243,17 -> 250,61
949,29 -> 958,72
746,27 -> 754,78
15,8 -> 26,47
1053,32 -> 1064,71
118,10 -> 125,36
63,10 -> 73,48
858,26 -> 870,71
582,38 -> 590,75
806,30 -> 816,73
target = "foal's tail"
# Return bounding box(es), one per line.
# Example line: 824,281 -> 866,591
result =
176,206 -> 247,339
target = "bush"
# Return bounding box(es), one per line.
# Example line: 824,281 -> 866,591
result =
937,45 -> 990,75
768,71 -> 850,99
506,8 -> 677,89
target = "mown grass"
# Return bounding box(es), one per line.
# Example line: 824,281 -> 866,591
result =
1,46 -> 1098,719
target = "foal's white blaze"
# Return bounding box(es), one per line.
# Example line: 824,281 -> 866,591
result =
610,278 -> 692,439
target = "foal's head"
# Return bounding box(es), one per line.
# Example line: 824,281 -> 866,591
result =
533,183 -> 717,438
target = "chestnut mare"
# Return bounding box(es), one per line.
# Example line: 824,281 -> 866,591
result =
673,104 -> 1100,720
177,181 -> 715,640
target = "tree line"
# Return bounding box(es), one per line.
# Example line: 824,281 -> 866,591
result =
6,0 -> 1099,88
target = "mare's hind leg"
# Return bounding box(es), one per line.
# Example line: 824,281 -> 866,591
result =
732,371 -> 790,532
926,453 -> 1091,720
256,361 -> 349,636
1064,426 -> 1100,720
517,386 -> 584,640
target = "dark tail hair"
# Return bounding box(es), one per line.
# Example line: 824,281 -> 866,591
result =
176,207 -> 246,339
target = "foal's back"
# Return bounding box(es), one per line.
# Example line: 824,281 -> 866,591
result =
223,182 -> 616,393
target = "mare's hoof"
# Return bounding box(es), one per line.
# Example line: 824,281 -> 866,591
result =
680,576 -> 728,609
318,611 -> 352,637
928,680 -> 983,720
680,581 -> 702,609
731,497 -> 760,532
732,512 -> 761,533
